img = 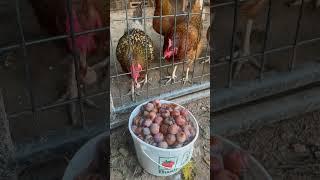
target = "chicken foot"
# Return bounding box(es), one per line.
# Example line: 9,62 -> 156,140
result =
164,65 -> 178,85
138,74 -> 152,88
52,59 -> 99,125
126,80 -> 141,101
200,56 -> 210,64
232,19 -> 263,78
182,67 -> 192,85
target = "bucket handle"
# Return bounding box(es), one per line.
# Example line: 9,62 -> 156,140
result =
141,147 -> 190,170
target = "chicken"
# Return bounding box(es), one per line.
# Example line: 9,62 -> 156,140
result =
116,3 -> 155,100
160,0 -> 204,85
153,0 -> 188,36
200,11 -> 214,64
221,0 -> 268,79
28,0 -> 108,125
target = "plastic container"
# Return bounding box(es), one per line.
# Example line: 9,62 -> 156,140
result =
128,100 -> 199,177
62,132 -> 108,180
213,135 -> 272,180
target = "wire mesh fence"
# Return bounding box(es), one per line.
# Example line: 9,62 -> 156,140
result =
110,0 -> 211,116
0,0 -> 109,170
211,0 -> 320,112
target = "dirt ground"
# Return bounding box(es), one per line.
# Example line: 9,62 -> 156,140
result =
227,110 -> 320,180
110,97 -> 210,180
16,97 -> 209,179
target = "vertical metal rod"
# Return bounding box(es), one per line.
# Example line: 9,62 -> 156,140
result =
170,0 -> 178,85
110,13 -> 123,106
66,0 -> 86,127
110,93 -> 115,124
227,0 -> 239,88
259,0 -> 272,80
158,0 -> 163,94
201,27 -> 210,82
124,0 -> 135,102
143,0 -> 149,98
190,0 -> 205,85
15,0 -> 37,122
289,0 -> 304,71
182,0 -> 191,86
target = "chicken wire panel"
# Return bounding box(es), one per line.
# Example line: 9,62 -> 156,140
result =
110,0 -> 154,10
0,0 -> 109,157
211,0 -> 320,111
110,0 -> 210,113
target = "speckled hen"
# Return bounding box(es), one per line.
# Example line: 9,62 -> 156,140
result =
116,3 -> 155,100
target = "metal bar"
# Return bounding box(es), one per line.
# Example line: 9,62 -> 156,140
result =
111,12 -> 208,21
15,0 -> 37,122
259,0 -> 272,80
110,25 -> 124,105
182,0 -> 191,86
110,57 -> 211,78
213,62 -> 320,112
201,6 -> 211,83
190,0 -> 206,85
113,81 -> 209,113
227,0 -> 239,88
8,91 -> 109,119
289,0 -> 304,71
171,0 -> 178,86
111,88 -> 210,129
158,0 -> 163,95
143,0 -> 149,98
115,73 -> 209,99
213,84 -> 320,135
65,0 -> 86,127
124,0 -> 134,102
212,31 -> 320,68
0,28 -> 110,53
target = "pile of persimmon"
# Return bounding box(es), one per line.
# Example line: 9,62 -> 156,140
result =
211,136 -> 249,180
131,100 -> 197,149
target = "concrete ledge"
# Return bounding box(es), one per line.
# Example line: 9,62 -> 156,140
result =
213,85 -> 320,135
213,62 -> 320,112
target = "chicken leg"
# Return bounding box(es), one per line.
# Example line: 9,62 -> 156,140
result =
220,19 -> 262,79
138,73 -> 152,88
200,57 -> 210,64
52,55 -> 99,125
164,65 -> 178,85
182,67 -> 192,85
126,80 -> 141,101
232,19 -> 262,78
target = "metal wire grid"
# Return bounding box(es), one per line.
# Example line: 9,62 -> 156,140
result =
0,0 -> 109,128
110,0 -> 210,112
211,0 -> 318,88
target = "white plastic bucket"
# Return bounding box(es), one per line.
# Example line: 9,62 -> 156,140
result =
128,100 -> 199,176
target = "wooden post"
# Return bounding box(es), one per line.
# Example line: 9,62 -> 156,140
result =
0,89 -> 17,180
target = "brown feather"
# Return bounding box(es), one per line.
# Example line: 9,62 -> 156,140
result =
163,0 -> 203,67
116,29 -> 155,78
241,0 -> 267,19
153,0 -> 188,35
